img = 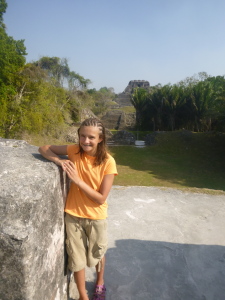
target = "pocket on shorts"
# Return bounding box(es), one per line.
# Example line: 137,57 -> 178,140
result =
65,239 -> 73,256
93,243 -> 107,259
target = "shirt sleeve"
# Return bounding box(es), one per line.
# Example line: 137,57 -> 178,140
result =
104,155 -> 118,176
67,144 -> 79,160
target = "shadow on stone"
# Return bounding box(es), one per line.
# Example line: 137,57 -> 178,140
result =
105,239 -> 225,300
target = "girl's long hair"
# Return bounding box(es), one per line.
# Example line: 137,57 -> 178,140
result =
77,118 -> 108,166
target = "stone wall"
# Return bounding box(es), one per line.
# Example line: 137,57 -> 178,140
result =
0,139 -> 69,300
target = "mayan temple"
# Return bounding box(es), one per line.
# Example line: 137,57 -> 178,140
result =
115,80 -> 150,107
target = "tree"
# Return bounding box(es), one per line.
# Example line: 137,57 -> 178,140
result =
34,56 -> 70,87
130,87 -> 149,129
86,87 -> 116,116
162,85 -> 186,131
205,76 -> 225,131
0,0 -> 7,28
10,63 -> 73,137
186,81 -> 214,132
34,56 -> 91,90
177,72 -> 209,88
0,29 -> 27,86
0,0 -> 27,137
147,86 -> 165,131
68,71 -> 91,91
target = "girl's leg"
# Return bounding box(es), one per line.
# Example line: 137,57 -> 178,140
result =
74,268 -> 89,300
95,256 -> 105,285
92,257 -> 106,299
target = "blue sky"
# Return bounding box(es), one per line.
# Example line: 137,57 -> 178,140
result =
4,0 -> 225,93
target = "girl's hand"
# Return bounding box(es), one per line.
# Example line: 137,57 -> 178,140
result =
62,161 -> 80,185
55,159 -> 71,167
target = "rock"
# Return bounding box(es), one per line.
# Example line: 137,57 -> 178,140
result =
105,128 -> 113,140
145,132 -> 159,145
80,108 -> 96,122
110,130 -> 136,145
145,131 -> 167,145
65,126 -> 79,143
0,138 -> 69,300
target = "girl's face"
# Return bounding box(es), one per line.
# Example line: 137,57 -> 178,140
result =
79,126 -> 103,156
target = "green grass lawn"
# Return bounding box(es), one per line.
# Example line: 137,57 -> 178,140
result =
109,132 -> 225,194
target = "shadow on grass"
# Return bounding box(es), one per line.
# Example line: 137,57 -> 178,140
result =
110,132 -> 225,191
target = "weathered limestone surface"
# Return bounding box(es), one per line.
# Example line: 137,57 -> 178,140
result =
0,139 -> 68,300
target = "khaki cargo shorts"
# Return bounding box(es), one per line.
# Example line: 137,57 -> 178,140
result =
65,213 -> 108,272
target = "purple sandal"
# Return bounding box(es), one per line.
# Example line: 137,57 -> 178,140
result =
91,284 -> 106,300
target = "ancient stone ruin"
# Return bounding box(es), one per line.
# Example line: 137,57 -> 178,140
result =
101,80 -> 150,130
115,80 -> 150,107
0,139 -> 69,300
124,80 -> 150,93
101,110 -> 135,131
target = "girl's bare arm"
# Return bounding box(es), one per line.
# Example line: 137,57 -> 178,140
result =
38,145 -> 69,166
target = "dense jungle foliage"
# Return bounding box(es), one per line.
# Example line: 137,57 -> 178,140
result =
1,0 -> 225,140
0,1 -> 115,139
131,73 -> 225,132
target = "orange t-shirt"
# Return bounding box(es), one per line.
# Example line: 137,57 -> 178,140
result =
64,144 -> 118,219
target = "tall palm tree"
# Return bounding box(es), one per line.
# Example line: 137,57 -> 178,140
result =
186,81 -> 214,131
130,87 -> 149,130
148,87 -> 164,131
205,76 -> 225,131
162,85 -> 186,131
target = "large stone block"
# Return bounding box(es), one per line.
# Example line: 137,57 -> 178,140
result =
0,139 -> 68,300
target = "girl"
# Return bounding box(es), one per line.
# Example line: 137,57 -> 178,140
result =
39,118 -> 117,300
